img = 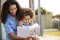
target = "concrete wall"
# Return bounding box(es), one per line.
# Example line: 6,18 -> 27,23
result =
45,13 -> 52,29
35,13 -> 52,29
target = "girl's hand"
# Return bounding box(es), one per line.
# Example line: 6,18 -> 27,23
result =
18,21 -> 22,27
25,36 -> 39,40
32,37 -> 40,40
30,19 -> 34,26
25,36 -> 32,40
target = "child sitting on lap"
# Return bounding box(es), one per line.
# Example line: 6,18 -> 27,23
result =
17,8 -> 34,29
17,8 -> 40,40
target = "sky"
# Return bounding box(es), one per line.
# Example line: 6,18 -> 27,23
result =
17,0 -> 60,16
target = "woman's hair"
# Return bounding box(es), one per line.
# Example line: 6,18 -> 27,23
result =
1,0 -> 23,23
17,8 -> 34,21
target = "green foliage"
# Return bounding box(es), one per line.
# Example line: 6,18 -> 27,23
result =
35,7 -> 46,15
52,15 -> 60,18
41,8 -> 46,15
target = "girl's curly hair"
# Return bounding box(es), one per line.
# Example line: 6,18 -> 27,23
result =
16,8 -> 35,21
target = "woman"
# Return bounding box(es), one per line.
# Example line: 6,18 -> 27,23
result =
1,0 -> 39,40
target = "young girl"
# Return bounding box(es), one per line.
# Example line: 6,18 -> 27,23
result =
17,8 -> 34,28
17,8 -> 39,40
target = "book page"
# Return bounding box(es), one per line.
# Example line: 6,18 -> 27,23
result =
17,23 -> 40,38
17,27 -> 30,38
29,23 -> 40,36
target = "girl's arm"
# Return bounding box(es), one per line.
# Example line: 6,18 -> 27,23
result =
18,21 -> 22,27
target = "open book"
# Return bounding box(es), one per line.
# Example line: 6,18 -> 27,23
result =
17,23 -> 40,38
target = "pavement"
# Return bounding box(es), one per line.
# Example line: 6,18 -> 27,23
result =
38,35 -> 60,40
44,29 -> 58,32
37,29 -> 60,40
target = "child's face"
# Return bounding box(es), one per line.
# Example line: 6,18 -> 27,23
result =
23,15 -> 31,25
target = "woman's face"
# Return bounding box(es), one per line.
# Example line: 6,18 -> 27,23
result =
9,4 -> 17,16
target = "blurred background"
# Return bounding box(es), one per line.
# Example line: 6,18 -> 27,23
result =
0,0 -> 60,40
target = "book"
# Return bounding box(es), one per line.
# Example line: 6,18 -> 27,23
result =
17,23 -> 40,38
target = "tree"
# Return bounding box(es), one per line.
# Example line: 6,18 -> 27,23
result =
52,14 -> 60,30
56,15 -> 60,18
35,7 -> 46,15
41,8 -> 46,15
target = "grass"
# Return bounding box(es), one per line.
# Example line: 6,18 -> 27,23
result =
44,30 -> 60,36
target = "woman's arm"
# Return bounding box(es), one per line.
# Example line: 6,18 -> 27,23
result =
9,32 -> 36,40
9,32 -> 25,40
4,21 -> 25,40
